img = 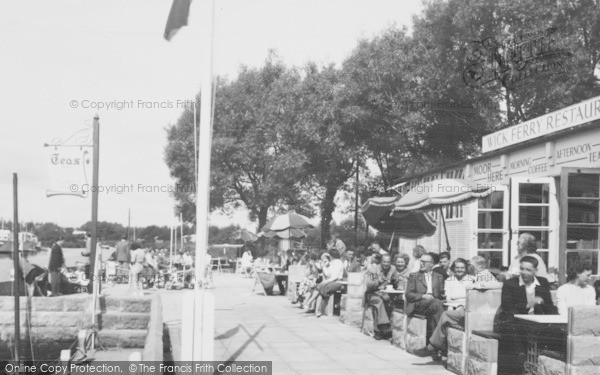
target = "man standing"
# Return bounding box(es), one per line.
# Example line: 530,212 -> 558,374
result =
327,232 -> 346,257
48,237 -> 65,296
115,235 -> 130,283
506,233 -> 548,279
365,254 -> 401,340
405,253 -> 445,339
497,255 -> 556,373
129,243 -> 146,296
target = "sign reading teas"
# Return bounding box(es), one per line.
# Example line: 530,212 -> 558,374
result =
482,96 -> 600,153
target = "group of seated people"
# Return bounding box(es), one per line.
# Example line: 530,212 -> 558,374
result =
378,233 -> 598,374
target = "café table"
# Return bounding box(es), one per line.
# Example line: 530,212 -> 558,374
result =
381,289 -> 405,308
514,314 -> 568,375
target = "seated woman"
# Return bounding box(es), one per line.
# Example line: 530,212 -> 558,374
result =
294,252 -> 322,307
394,252 -> 412,290
557,261 -> 596,315
304,250 -> 344,317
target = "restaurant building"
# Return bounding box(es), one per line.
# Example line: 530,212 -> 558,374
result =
395,95 -> 600,283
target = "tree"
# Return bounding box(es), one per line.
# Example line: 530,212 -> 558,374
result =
165,53 -> 313,230
291,64 -> 361,247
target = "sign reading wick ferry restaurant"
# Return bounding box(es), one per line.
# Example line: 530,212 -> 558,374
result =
482,95 -> 600,153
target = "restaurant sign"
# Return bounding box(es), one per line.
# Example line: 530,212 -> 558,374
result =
482,95 -> 600,153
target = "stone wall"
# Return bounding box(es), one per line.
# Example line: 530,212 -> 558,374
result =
568,305 -> 600,375
0,294 -> 92,360
466,333 -> 498,375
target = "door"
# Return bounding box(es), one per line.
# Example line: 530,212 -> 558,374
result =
470,185 -> 510,269
559,168 -> 600,283
510,177 -> 559,269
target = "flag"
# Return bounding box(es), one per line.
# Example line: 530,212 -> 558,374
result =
164,0 -> 192,41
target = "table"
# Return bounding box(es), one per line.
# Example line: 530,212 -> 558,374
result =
514,314 -> 568,375
381,289 -> 405,308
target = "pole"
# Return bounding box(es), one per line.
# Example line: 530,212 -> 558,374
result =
354,156 -> 359,247
439,207 -> 451,252
181,0 -> 216,361
88,115 -> 100,294
169,225 -> 173,269
128,208 -> 131,240
12,173 -> 20,363
180,213 -> 184,250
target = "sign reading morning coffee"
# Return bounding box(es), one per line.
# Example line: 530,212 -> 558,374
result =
482,96 -> 600,153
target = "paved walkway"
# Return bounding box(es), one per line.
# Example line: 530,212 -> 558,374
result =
158,273 -> 449,375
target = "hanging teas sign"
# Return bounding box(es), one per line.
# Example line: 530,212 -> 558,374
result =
44,126 -> 93,198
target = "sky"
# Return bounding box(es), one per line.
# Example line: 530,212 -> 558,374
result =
0,0 -> 422,231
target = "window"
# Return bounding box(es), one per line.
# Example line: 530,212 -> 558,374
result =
473,189 -> 508,269
444,169 -> 465,219
565,173 -> 600,275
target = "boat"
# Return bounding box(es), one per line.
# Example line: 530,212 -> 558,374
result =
0,230 -> 41,254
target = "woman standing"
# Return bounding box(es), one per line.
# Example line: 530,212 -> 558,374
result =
48,237 -> 65,296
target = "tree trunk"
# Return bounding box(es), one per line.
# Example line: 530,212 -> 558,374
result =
257,206 -> 269,231
319,182 -> 338,248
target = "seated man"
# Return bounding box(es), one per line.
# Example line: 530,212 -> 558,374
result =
416,256 -> 501,358
433,251 -> 451,280
365,254 -> 401,340
497,255 -> 557,373
405,253 -> 445,341
343,248 -> 362,274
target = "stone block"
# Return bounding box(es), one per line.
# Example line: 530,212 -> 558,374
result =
362,307 -> 374,337
570,306 -> 600,336
342,311 -> 363,327
347,284 -> 365,299
31,297 -> 65,312
446,351 -> 464,374
447,327 -> 465,352
62,295 -> 92,311
465,357 -> 494,375
468,333 -> 498,362
99,312 -> 150,330
98,329 -> 147,349
465,290 -> 501,313
30,326 -> 79,343
104,296 -> 152,313
537,355 -> 566,375
345,297 -> 364,314
569,336 -> 600,366
31,311 -> 83,327
347,272 -> 365,286
465,310 -> 497,332
391,328 -> 406,349
391,310 -> 404,329
406,316 -> 427,336
405,335 -> 426,353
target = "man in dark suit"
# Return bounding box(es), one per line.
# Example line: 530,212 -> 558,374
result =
497,255 -> 558,373
405,253 -> 445,339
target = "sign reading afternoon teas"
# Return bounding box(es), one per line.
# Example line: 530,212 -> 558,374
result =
482,95 -> 600,153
